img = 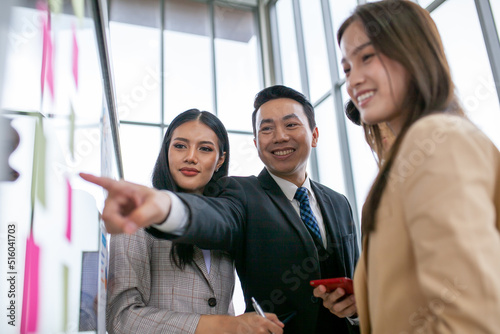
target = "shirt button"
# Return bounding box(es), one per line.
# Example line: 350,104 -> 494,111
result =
208,297 -> 217,307
311,296 -> 319,303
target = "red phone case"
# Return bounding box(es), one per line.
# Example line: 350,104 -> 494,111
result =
309,277 -> 354,294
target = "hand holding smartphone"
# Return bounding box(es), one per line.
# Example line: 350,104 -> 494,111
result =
309,277 -> 354,295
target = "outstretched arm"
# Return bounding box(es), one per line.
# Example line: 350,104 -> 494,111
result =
80,173 -> 171,234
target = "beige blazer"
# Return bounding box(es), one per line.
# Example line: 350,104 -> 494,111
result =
355,114 -> 500,333
106,228 -> 235,334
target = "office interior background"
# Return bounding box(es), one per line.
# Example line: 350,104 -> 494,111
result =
0,0 -> 499,332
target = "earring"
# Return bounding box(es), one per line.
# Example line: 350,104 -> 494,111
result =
216,167 -> 220,172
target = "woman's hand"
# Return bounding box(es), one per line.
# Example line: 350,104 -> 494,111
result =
197,312 -> 284,334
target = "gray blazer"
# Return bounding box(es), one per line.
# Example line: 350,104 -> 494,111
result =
106,229 -> 235,334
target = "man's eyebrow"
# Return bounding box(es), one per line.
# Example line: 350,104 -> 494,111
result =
282,113 -> 299,121
259,118 -> 274,127
259,113 -> 300,127
341,41 -> 373,64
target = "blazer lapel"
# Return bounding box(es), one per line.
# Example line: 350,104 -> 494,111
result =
192,247 -> 215,290
257,169 -> 318,261
310,181 -> 347,275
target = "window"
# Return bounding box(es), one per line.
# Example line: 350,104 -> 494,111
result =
299,0 -> 330,102
314,96 -> 346,195
120,124 -> 162,186
215,5 -> 260,133
342,86 -> 378,214
107,0 -> 263,184
227,133 -> 263,176
110,22 -> 161,124
328,0 -> 358,79
163,0 -> 213,123
432,0 -> 500,148
275,0 -> 301,91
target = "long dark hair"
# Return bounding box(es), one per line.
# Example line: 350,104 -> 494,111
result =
151,109 -> 230,269
337,0 -> 464,235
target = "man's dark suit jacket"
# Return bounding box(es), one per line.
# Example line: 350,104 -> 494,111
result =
148,168 -> 360,334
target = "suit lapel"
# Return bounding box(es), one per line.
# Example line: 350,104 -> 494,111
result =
311,181 -> 347,275
257,169 -> 318,260
192,247 -> 215,290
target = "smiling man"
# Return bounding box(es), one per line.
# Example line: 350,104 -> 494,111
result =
252,97 -> 317,187
82,85 -> 360,334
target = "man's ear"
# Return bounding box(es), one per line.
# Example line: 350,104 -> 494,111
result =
312,127 -> 319,148
253,137 -> 257,148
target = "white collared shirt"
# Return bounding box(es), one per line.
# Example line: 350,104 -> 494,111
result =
267,172 -> 327,248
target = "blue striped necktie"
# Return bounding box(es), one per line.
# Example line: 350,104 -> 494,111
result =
294,187 -> 322,242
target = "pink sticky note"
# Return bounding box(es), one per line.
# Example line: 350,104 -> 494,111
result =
36,1 -> 47,11
65,178 -> 72,241
72,24 -> 79,89
20,234 -> 40,334
40,13 -> 54,99
46,29 -> 54,100
39,1 -> 50,98
41,20 -> 48,97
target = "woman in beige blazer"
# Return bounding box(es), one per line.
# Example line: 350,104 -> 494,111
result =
315,1 -> 500,333
106,110 -> 283,334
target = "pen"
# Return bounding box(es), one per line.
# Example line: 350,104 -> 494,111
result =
251,297 -> 266,317
280,310 -> 297,324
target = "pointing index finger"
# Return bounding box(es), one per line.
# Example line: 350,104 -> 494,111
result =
80,172 -> 116,190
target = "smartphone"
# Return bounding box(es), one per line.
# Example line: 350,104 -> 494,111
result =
309,277 -> 354,294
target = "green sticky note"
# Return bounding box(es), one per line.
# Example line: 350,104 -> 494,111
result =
49,0 -> 63,14
72,0 -> 85,22
63,265 -> 69,331
33,117 -> 46,207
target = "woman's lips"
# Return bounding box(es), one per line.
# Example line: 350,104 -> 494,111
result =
180,168 -> 199,176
